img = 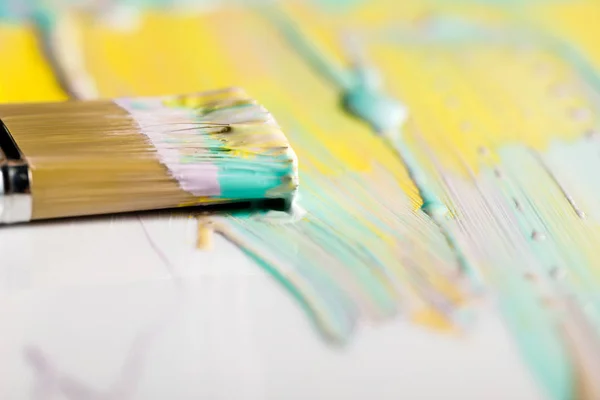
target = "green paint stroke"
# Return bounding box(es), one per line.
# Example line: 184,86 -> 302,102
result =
498,284 -> 574,400
224,215 -> 359,341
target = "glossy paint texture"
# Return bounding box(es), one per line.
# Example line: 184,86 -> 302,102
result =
4,0 -> 600,399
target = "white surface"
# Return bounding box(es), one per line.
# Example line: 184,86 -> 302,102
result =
0,214 -> 547,399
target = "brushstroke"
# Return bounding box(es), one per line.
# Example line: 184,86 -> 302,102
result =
211,5 -> 600,399
263,5 -> 483,288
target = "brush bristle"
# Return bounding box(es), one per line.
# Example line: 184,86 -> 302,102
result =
0,87 -> 298,220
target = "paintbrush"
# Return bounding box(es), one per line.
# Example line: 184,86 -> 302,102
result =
0,87 -> 298,224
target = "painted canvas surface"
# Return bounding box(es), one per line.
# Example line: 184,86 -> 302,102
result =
2,0 -> 600,399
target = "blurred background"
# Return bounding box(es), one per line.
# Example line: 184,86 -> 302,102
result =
2,0 -> 598,104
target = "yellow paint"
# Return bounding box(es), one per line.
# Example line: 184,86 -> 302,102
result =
77,9 -> 245,97
531,1 -> 600,74
411,308 -> 455,332
0,25 -> 65,102
196,216 -> 215,250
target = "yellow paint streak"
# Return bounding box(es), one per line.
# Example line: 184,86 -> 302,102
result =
0,25 -> 65,102
411,308 -> 455,332
532,1 -> 600,75
196,216 -> 215,250
78,9 -> 242,97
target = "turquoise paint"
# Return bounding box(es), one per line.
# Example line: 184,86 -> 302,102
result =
225,210 -> 359,341
497,282 -> 574,400
340,63 -> 486,287
199,126 -> 297,203
298,179 -> 402,316
384,15 -> 600,102
505,142 -> 600,336
261,6 -> 452,225
387,139 -> 447,218
234,171 -> 403,318
30,4 -> 55,32
228,223 -> 357,342
466,137 -> 600,400
0,0 -> 31,22
8,0 -> 220,25
151,97 -> 300,203
313,0 -> 368,12
221,95 -> 466,338
341,66 -> 408,134
391,139 -> 485,287
216,154 -> 295,200
475,160 -> 575,400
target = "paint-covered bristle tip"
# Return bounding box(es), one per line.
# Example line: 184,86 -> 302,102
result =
115,88 -> 298,204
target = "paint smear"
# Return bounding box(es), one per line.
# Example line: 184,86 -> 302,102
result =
6,1 -> 600,399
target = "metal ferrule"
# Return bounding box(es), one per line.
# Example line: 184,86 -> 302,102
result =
0,120 -> 32,224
